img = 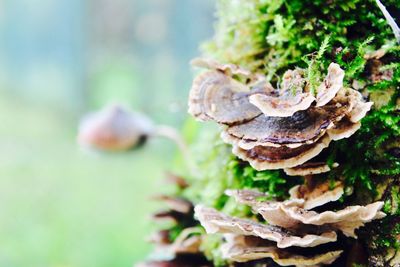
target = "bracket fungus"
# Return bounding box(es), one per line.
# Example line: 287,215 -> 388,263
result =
188,70 -> 263,125
194,205 -> 337,249
221,235 -> 343,266
226,189 -> 385,237
288,181 -> 343,210
248,63 -> 344,117
284,162 -> 339,177
191,185 -> 385,266
146,178 -> 203,261
188,59 -> 372,170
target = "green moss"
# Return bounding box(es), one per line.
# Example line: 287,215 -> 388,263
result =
373,217 -> 400,250
205,0 -> 398,78
200,234 -> 226,267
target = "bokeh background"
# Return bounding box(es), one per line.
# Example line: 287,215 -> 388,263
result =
0,0 -> 214,266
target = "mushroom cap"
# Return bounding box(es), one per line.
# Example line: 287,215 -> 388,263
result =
152,195 -> 193,214
78,105 -> 154,151
221,235 -> 343,266
281,202 -> 386,237
288,181 -> 344,210
168,227 -> 202,254
226,190 -> 386,237
194,205 -> 337,248
347,91 -> 374,123
249,69 -> 314,117
248,63 -> 346,117
315,63 -> 345,107
232,135 -> 332,170
327,117 -> 361,141
164,173 -> 189,189
226,104 -> 348,148
151,210 -> 186,224
188,70 -> 263,124
136,255 -> 212,267
148,230 -> 171,245
249,93 -> 315,118
284,162 -> 339,177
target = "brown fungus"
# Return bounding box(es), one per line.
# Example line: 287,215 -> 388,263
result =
288,181 -> 344,210
249,69 -> 315,117
166,227 -> 203,255
284,162 -> 339,177
194,205 -> 337,249
188,70 -> 263,124
315,63 -> 345,107
225,89 -> 369,170
188,60 -> 373,170
231,135 -> 332,170
135,255 -> 212,267
226,189 -> 386,237
152,195 -> 193,214
327,118 -> 361,141
224,106 -> 343,149
221,235 -> 343,266
248,63 -> 345,117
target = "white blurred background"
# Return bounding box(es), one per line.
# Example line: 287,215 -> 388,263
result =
0,0 -> 214,266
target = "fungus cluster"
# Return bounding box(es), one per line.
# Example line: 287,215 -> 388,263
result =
189,58 -> 373,172
186,59 -> 386,266
194,183 -> 384,266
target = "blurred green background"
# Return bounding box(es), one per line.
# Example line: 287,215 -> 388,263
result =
0,0 -> 214,266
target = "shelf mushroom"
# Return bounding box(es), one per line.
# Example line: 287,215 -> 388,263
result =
188,59 -> 373,170
194,183 -> 385,266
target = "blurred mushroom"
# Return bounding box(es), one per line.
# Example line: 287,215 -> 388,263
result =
164,173 -> 189,190
194,205 -> 337,249
78,104 -> 197,173
221,235 -> 343,266
168,227 -> 203,254
135,254 -> 212,267
148,229 -> 171,245
78,104 -> 154,151
152,195 -> 193,214
151,210 -> 187,224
